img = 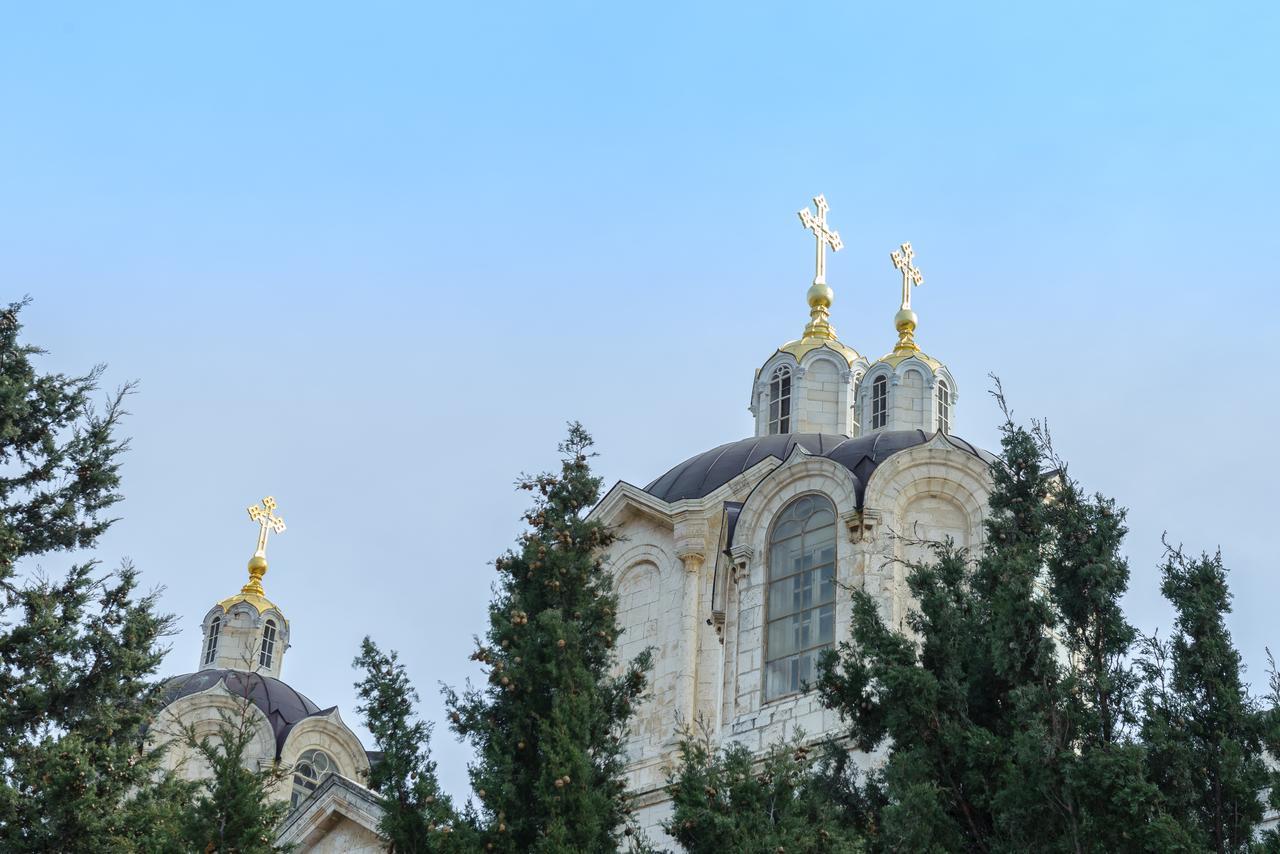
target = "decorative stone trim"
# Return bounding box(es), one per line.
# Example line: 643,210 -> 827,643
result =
728,543 -> 754,585
842,508 -> 881,543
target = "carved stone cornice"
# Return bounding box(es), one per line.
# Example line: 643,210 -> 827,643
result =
842,508 -> 881,544
728,543 -> 754,584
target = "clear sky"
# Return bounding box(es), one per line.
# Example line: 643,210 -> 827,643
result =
3,2 -> 1277,801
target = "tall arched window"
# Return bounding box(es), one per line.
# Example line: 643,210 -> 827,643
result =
203,616 -> 221,665
290,748 -> 334,809
764,494 -> 837,701
871,374 -> 888,429
936,379 -> 950,434
768,367 -> 792,434
259,619 -> 278,669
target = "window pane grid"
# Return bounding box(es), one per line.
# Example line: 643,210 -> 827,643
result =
871,375 -> 888,429
203,617 -> 221,665
765,495 -> 838,701
260,620 -> 277,669
768,368 -> 792,434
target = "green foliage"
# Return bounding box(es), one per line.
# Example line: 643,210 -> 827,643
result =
816,388 -> 1192,852
443,423 -> 652,853
354,636 -> 464,852
179,696 -> 293,854
1139,544 -> 1272,853
665,729 -> 865,854
0,299 -> 189,852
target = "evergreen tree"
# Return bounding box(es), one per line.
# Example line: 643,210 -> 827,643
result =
664,729 -> 865,854
1140,544 -> 1272,853
0,299 -> 186,851
443,424 -> 652,853
353,636 -> 464,852
179,694 -> 292,854
817,390 -> 1188,852
1040,474 -> 1189,851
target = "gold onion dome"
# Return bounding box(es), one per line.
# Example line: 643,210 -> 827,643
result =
775,282 -> 862,366
218,554 -> 280,615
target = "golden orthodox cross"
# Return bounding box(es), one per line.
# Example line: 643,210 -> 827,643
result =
797,195 -> 843,286
247,496 -> 286,558
890,242 -> 923,310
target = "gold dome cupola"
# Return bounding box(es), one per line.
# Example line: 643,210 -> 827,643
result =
858,242 -> 957,437
200,496 -> 291,678
750,195 -> 868,438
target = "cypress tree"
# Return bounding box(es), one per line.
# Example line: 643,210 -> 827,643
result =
0,299 -> 186,851
818,392 -> 1189,852
1042,473 -> 1189,851
353,636 -> 463,852
178,696 -> 292,853
443,423 -> 652,853
1140,544 -> 1272,852
665,730 -> 865,853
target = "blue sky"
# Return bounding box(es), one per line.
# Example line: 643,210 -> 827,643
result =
3,2 -> 1277,799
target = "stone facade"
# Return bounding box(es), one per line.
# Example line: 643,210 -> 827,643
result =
154,556 -> 386,852
595,431 -> 993,845
596,292 -> 983,846
276,773 -> 387,852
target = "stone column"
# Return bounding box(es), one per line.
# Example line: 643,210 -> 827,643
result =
674,545 -> 704,731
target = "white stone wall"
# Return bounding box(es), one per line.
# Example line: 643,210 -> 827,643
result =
601,438 -> 993,847
201,602 -> 290,679
749,350 -> 866,437
797,358 -> 840,434
856,358 -> 959,437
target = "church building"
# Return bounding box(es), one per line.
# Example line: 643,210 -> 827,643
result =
151,498 -> 385,853
593,195 -> 997,840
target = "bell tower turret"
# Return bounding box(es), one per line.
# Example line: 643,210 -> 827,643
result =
749,194 -> 869,437
197,496 -> 291,678
856,242 -> 958,436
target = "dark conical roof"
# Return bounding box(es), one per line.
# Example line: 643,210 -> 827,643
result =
160,669 -> 334,757
644,430 -> 993,507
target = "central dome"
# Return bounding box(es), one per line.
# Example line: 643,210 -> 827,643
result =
644,430 -> 993,507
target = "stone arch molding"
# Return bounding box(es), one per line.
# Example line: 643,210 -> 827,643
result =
281,712 -> 370,781
734,449 -> 860,589
861,440 -> 993,544
610,542 -> 675,590
150,687 -> 278,779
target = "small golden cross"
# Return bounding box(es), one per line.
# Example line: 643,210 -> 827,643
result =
247,496 -> 286,558
798,195 -> 843,286
890,242 -> 923,310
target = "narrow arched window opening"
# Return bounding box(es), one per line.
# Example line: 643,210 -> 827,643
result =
871,374 -> 888,429
290,748 -> 334,809
203,616 -> 221,665
260,619 -> 278,669
764,494 -> 837,701
768,367 -> 792,434
937,379 -> 950,434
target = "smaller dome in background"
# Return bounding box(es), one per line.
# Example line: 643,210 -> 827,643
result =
160,669 -> 331,758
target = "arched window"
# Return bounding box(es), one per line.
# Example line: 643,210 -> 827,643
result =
764,495 -> 837,701
871,374 -> 888,429
768,367 -> 792,434
259,619 -> 278,669
937,379 -> 950,434
203,616 -> 221,665
290,748 -> 334,809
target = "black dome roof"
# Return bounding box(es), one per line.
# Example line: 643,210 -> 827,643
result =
161,669 -> 333,757
644,430 -> 993,507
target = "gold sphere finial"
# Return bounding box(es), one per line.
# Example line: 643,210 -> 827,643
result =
242,554 -> 268,597
807,281 -> 833,310
894,307 -> 919,352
